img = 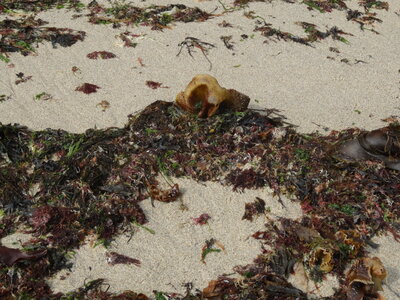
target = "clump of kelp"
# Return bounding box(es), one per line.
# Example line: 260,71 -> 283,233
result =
1,101 -> 399,298
0,16 -> 85,56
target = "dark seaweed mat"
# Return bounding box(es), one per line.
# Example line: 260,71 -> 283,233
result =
0,17 -> 86,56
0,0 -> 85,13
0,101 -> 399,299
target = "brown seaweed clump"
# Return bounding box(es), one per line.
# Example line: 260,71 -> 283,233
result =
339,125 -> 400,171
0,246 -> 47,267
0,98 -> 399,299
345,257 -> 387,300
175,74 -> 250,118
307,246 -> 334,273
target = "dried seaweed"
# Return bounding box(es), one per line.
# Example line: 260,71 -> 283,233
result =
193,213 -> 211,225
97,100 -> 110,111
145,81 -> 169,89
233,0 -> 273,6
87,51 -> 116,59
106,251 -> 141,266
75,83 -> 100,94
0,95 -> 12,103
220,35 -> 234,50
242,197 -> 266,221
15,72 -> 32,85
177,37 -> 216,71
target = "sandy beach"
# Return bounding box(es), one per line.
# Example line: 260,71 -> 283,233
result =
1,0 -> 400,299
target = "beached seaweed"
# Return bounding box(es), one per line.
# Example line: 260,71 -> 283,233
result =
0,99 -> 398,298
87,2 -> 213,30
254,20 -> 352,45
302,0 -> 347,13
87,51 -> 116,59
0,245 -> 47,266
106,251 -> 141,266
177,37 -> 216,71
0,17 -> 86,56
201,238 -> 223,264
15,72 -> 32,85
0,0 -> 85,13
237,0 -> 388,36
97,100 -> 111,112
242,197 -> 266,221
220,35 -> 234,50
145,81 -> 168,89
0,95 -> 12,103
193,213 -> 211,225
75,83 -> 100,94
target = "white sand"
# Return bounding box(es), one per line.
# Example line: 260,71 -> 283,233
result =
1,0 -> 400,298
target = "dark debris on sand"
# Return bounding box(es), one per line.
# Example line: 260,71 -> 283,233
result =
0,17 -> 86,56
0,0 -> 397,299
0,100 -> 399,299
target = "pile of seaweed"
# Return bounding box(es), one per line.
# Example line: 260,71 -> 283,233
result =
0,100 -> 399,299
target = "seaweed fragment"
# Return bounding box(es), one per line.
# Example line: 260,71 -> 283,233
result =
146,81 -> 169,89
97,100 -> 110,111
34,92 -> 53,101
0,245 -> 47,266
228,168 -> 266,191
218,20 -> 233,27
242,197 -> 266,221
0,95 -> 12,102
359,0 -> 389,11
15,72 -> 32,85
147,180 -> 180,203
177,37 -> 216,71
201,238 -> 223,264
220,35 -> 234,50
75,83 -> 100,94
116,31 -> 139,48
106,251 -> 141,266
193,213 -> 211,225
87,50 -> 116,59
